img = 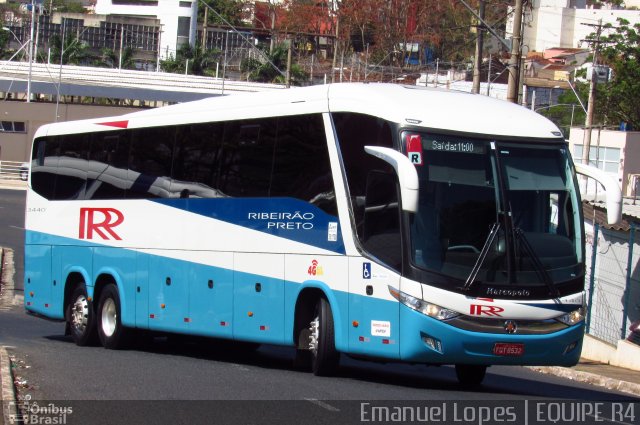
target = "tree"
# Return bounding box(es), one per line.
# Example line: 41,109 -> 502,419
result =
240,43 -> 307,84
51,0 -> 87,13
594,18 -> 640,130
96,47 -> 136,69
160,43 -> 221,76
49,34 -> 90,65
199,0 -> 245,26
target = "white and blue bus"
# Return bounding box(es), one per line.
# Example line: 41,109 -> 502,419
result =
24,83 -> 621,385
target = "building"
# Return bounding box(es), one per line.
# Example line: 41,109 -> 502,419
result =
94,0 -> 197,60
568,127 -> 640,198
507,0 -> 640,52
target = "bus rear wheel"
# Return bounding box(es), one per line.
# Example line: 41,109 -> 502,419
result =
97,284 -> 130,349
309,297 -> 339,376
455,364 -> 487,386
66,285 -> 97,346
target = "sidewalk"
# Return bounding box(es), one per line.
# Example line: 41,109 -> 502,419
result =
0,179 -> 26,191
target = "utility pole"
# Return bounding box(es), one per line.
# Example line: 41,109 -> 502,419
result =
472,0 -> 485,94
27,0 -> 35,102
285,38 -> 292,88
581,19 -> 605,171
507,0 -> 523,103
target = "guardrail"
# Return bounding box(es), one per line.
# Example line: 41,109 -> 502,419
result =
0,160 -> 26,181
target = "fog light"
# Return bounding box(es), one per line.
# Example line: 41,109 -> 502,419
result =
421,334 -> 443,353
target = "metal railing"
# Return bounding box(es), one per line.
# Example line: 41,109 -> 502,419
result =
0,160 -> 26,181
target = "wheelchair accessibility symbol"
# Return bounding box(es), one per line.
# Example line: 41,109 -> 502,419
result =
363,262 -> 371,279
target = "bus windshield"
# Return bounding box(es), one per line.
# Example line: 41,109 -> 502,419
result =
407,133 -> 583,288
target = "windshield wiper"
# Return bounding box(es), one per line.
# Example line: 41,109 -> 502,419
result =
513,227 -> 560,298
461,221 -> 501,291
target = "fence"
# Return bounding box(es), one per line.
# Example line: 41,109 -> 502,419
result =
585,222 -> 640,345
0,160 -> 26,181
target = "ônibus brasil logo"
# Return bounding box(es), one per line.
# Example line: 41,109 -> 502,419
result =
79,208 -> 124,240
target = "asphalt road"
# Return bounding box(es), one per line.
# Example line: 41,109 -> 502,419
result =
1,188 -> 638,425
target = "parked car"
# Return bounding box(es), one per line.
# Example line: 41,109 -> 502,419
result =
20,162 -> 28,181
628,321 -> 640,346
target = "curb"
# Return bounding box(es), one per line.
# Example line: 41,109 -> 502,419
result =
527,366 -> 640,397
1,346 -> 17,425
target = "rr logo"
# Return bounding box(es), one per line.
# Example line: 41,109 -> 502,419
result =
79,208 -> 124,240
469,304 -> 505,317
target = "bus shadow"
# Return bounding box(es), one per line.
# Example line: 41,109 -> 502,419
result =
45,332 -> 639,401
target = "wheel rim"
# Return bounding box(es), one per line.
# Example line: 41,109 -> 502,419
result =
101,298 -> 117,338
71,295 -> 89,334
308,315 -> 320,355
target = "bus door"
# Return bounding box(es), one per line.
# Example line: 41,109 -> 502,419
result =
348,258 -> 400,358
233,253 -> 285,344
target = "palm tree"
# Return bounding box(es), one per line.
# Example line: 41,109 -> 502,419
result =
49,34 -> 89,65
160,43 -> 220,76
240,43 -> 307,85
96,47 -> 135,69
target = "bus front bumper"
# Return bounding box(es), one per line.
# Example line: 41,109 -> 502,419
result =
399,306 -> 583,366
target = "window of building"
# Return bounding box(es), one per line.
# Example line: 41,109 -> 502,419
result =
0,121 -> 26,133
179,1 -> 192,7
573,144 -> 620,173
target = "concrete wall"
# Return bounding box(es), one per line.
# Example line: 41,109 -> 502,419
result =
0,102 -> 142,162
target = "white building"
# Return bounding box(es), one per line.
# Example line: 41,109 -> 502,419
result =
507,0 -> 640,52
95,0 -> 198,60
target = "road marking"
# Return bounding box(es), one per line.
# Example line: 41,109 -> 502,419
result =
9,226 -> 24,230
304,398 -> 340,412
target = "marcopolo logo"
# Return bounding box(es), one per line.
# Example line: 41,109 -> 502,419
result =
79,207 -> 124,240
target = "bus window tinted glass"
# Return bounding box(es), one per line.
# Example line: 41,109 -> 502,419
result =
218,119 -> 276,197
271,115 -> 337,216
172,122 -> 225,198
31,137 -> 59,200
333,113 -> 394,240
86,131 -> 130,200
127,127 -> 175,198
55,134 -> 89,200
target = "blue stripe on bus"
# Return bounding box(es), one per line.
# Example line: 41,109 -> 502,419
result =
151,198 -> 345,254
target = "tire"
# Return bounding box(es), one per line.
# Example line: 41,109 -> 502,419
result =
65,285 -> 97,346
309,297 -> 339,376
455,364 -> 487,386
97,284 -> 130,349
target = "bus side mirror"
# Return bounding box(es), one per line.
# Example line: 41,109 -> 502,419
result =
574,162 -> 622,225
364,146 -> 419,213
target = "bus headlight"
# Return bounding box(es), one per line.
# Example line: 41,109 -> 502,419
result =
556,307 -> 586,326
388,286 -> 460,320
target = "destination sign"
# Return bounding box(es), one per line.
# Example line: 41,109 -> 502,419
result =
424,138 -> 486,154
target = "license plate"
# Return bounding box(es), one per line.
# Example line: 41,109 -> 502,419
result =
493,342 -> 524,356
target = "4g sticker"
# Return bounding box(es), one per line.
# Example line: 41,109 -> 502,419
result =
308,259 -> 324,276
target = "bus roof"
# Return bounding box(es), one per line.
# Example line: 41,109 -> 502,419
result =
35,83 -> 562,140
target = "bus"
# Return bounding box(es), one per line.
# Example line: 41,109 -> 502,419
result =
24,83 -> 622,385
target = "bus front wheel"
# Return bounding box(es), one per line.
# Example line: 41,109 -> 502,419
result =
455,364 -> 487,386
97,284 -> 130,349
66,285 -> 97,346
309,297 -> 339,376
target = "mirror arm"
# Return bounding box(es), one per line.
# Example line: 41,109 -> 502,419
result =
364,146 -> 419,213
574,162 -> 622,225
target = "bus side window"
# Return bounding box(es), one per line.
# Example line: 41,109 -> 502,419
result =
127,127 -> 176,199
363,170 -> 401,270
31,137 -> 58,200
86,132 -> 129,200
218,118 -> 276,198
55,134 -> 89,200
271,114 -> 337,216
172,122 -> 224,198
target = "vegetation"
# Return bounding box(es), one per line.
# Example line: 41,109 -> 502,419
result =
160,43 -> 221,76
240,43 -> 307,84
